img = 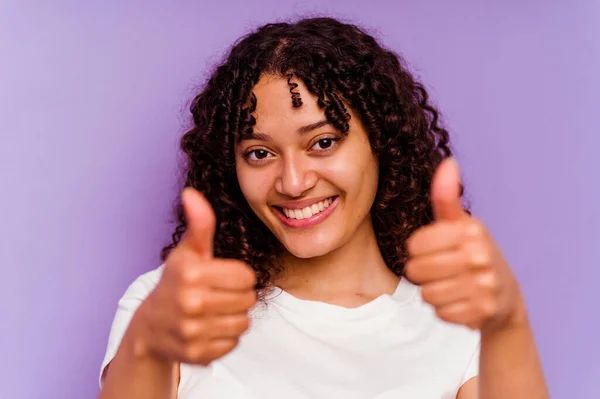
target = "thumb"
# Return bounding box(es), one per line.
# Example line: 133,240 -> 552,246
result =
431,158 -> 465,221
181,187 -> 216,258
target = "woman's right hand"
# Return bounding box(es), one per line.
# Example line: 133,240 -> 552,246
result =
132,187 -> 257,365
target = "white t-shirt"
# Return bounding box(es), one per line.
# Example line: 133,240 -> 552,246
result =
100,266 -> 480,399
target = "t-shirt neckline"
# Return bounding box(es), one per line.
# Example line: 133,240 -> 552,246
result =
265,278 -> 419,322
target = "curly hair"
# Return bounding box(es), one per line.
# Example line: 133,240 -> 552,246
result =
161,17 -> 466,293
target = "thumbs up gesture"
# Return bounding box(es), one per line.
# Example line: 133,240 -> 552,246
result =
405,159 -> 525,332
133,188 -> 257,365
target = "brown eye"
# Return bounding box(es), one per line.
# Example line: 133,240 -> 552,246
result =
245,148 -> 273,162
254,150 -> 269,159
318,139 -> 333,149
311,137 -> 338,151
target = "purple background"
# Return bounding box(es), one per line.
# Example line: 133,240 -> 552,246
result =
1,1 -> 598,398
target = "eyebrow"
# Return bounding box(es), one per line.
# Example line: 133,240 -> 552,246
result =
296,119 -> 330,135
241,119 -> 330,141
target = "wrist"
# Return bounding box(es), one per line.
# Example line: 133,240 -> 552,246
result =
483,293 -> 530,335
126,300 -> 173,368
506,295 -> 529,327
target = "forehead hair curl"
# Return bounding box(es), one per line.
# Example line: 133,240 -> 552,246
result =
161,17 -> 466,293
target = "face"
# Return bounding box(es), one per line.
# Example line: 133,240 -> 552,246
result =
235,74 -> 379,259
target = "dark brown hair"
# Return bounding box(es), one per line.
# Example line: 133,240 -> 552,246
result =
161,17 -> 465,292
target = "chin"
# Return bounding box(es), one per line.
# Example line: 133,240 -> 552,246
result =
280,235 -> 341,259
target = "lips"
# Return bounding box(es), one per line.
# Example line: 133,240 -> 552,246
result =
281,197 -> 333,220
273,196 -> 339,229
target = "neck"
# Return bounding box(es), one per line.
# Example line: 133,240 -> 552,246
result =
275,215 -> 399,304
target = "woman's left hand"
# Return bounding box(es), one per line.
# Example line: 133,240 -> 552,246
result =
404,158 -> 527,332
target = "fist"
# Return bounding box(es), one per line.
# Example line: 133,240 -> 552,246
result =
135,188 -> 257,365
404,159 -> 525,332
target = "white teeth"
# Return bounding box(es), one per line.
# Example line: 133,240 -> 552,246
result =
282,198 -> 334,220
302,207 -> 312,218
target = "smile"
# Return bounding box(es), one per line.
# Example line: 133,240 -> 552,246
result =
282,197 -> 333,219
273,196 -> 339,229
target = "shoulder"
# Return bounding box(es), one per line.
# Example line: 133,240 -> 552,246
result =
99,265 -> 166,387
403,282 -> 481,385
119,265 -> 165,302
398,279 -> 480,357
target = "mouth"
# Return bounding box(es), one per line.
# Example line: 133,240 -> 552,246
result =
273,196 -> 339,229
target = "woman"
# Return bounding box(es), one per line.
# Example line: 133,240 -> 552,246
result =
98,17 -> 548,399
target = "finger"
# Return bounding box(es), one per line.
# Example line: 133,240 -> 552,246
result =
176,313 -> 251,342
431,158 -> 466,222
193,259 -> 257,291
420,275 -> 474,307
203,338 -> 239,362
407,221 -> 464,256
205,314 -> 252,339
135,316 -> 190,361
179,288 -> 257,316
182,338 -> 239,365
404,250 -> 467,284
206,314 -> 251,338
148,334 -> 189,361
172,255 -> 257,291
462,235 -> 494,271
181,187 -> 216,259
434,301 -> 481,329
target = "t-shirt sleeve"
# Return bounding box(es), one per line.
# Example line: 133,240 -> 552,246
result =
99,266 -> 164,388
461,341 -> 480,385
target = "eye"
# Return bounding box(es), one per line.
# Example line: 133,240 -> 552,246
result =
245,149 -> 273,162
311,137 -> 338,151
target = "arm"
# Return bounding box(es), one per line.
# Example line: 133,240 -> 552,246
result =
404,160 -> 549,399
97,189 -> 255,399
97,307 -> 180,399
456,303 -> 548,399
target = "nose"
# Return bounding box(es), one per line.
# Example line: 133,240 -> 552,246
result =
275,155 -> 318,198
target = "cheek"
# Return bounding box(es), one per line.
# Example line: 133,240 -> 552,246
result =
321,146 -> 379,202
236,164 -> 273,209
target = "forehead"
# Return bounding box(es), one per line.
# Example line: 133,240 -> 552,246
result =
252,74 -> 325,134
